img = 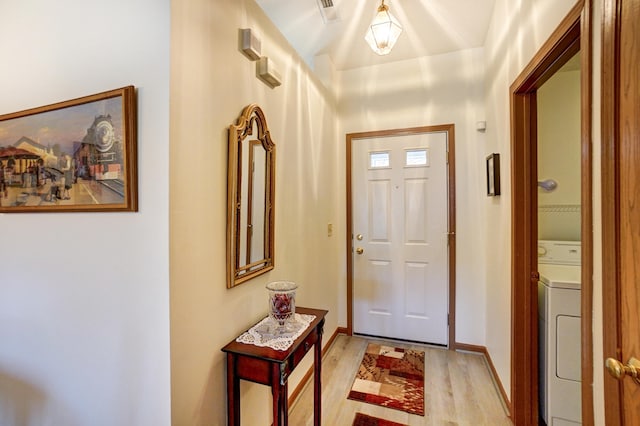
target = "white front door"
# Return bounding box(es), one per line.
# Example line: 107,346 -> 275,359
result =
352,131 -> 450,345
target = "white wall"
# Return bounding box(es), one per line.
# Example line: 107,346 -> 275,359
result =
0,1 -> 171,425
483,0 -> 583,399
170,0 -> 343,424
338,48 -> 488,345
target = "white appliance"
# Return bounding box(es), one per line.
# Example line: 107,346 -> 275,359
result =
538,240 -> 581,426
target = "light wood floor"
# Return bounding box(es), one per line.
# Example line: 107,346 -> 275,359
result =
289,334 -> 512,426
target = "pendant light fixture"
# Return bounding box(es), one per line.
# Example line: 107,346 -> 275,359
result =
364,0 -> 403,55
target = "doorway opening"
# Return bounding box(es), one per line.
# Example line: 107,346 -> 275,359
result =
509,1 -> 593,424
536,53 -> 582,425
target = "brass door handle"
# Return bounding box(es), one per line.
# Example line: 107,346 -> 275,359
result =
355,247 -> 364,255
605,357 -> 640,385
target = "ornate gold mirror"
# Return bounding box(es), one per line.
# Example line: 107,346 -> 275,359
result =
227,104 -> 275,288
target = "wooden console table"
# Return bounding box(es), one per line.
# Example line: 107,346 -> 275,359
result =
221,307 -> 327,426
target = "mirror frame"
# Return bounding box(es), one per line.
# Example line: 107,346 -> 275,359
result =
226,104 -> 275,288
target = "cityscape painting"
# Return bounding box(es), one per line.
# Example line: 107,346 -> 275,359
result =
0,86 -> 137,212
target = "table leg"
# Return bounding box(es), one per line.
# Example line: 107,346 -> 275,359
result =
226,353 -> 240,426
314,321 -> 324,426
281,381 -> 289,425
271,364 -> 288,426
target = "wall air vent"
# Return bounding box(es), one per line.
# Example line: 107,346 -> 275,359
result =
316,0 -> 340,23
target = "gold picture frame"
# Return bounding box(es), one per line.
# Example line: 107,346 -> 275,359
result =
0,86 -> 137,212
226,104 -> 276,288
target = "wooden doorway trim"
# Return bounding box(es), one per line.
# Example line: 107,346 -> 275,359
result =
345,124 -> 457,348
601,0 -> 622,423
509,1 -> 593,425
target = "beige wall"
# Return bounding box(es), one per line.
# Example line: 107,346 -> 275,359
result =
337,49 -> 488,345
172,0 -> 609,423
170,0 -> 343,424
485,0 -> 606,422
537,67 -> 582,241
483,0 -> 579,399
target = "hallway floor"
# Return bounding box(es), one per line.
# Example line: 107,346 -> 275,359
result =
289,334 -> 512,425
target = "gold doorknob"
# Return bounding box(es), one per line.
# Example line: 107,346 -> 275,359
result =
355,247 -> 364,255
605,357 -> 640,384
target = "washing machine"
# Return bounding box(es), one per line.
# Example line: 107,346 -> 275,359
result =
537,240 -> 582,426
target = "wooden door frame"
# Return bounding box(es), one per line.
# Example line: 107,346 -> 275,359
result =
601,0 -> 626,423
345,124 -> 457,348
510,1 -> 593,424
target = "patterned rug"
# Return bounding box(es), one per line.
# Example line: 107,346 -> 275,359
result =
347,343 -> 425,416
352,412 -> 408,426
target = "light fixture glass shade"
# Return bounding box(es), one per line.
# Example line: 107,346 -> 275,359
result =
365,1 -> 403,55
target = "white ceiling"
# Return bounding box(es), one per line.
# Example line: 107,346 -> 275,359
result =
255,0 -> 496,71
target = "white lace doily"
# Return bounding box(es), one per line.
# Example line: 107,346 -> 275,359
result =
236,313 -> 316,351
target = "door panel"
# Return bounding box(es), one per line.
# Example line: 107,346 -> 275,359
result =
602,0 -> 640,423
618,0 -> 640,421
369,180 -> 391,241
352,132 -> 449,345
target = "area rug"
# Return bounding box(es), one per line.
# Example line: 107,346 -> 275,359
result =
352,412 -> 408,426
347,343 -> 425,416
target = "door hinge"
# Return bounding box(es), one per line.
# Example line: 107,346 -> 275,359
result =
447,314 -> 450,325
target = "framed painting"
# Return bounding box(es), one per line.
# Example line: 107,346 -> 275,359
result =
486,153 -> 501,196
0,86 -> 137,212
